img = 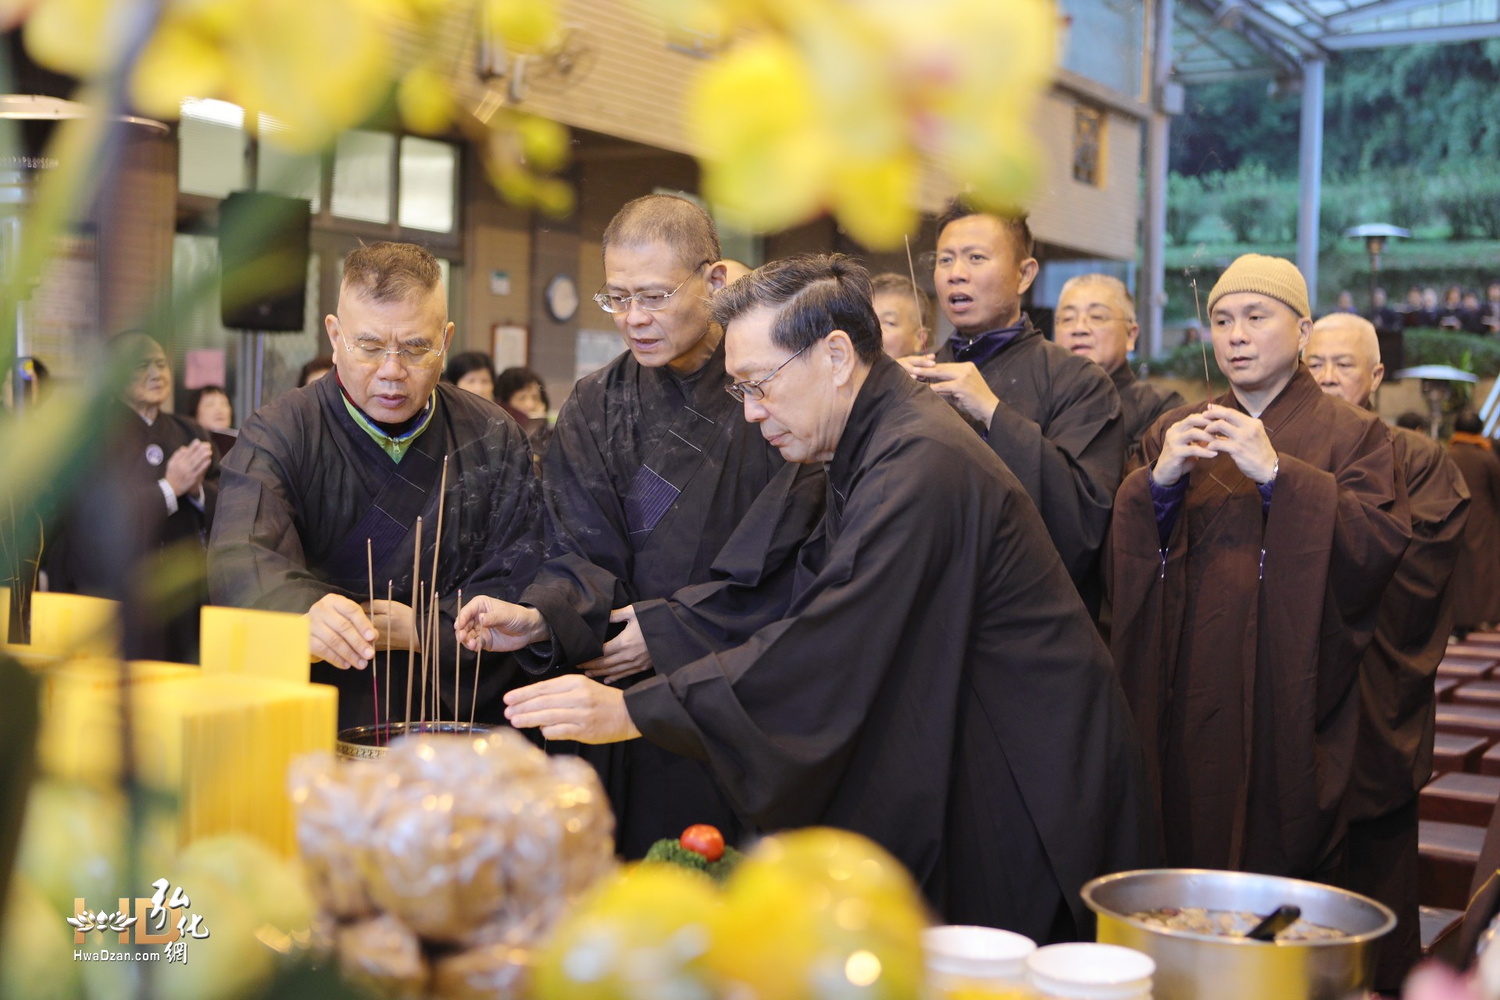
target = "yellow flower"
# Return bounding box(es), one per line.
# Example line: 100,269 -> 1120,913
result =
689,36 -> 831,233
397,63 -> 455,136
130,16 -> 227,119
484,0 -> 560,54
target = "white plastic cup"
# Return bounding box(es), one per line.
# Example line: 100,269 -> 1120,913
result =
924,924 -> 1038,994
1025,942 -> 1155,999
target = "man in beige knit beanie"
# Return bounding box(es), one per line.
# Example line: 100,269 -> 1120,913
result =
1108,253 -> 1411,908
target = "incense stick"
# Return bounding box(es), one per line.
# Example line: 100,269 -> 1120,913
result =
1189,274 -> 1212,401
903,234 -> 926,349
418,582 -> 428,728
406,517 -> 421,734
384,580 -> 393,745
430,457 -> 449,727
367,539 -> 379,745
432,586 -> 441,726
454,589 -> 463,730
469,643 -> 482,733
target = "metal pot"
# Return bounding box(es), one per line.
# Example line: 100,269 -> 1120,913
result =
1081,869 -> 1395,1000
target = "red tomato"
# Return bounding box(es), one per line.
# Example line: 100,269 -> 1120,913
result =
679,824 -> 725,862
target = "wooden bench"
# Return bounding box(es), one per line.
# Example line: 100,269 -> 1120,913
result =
1421,906 -> 1465,962
1439,656 -> 1499,681
1438,677 -> 1461,703
1421,773 -> 1500,826
1436,704 -> 1500,741
1482,743 -> 1500,777
1455,681 -> 1500,707
1419,820 -> 1487,910
1433,733 -> 1491,776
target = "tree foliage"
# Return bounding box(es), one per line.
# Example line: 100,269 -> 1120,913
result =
1171,40 -> 1500,178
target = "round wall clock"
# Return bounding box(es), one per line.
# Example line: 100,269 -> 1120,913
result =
546,274 -> 579,322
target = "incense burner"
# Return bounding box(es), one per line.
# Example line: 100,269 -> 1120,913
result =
336,721 -> 497,760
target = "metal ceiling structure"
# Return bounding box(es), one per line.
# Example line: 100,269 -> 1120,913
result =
1138,0 -> 1500,354
1174,0 -> 1500,85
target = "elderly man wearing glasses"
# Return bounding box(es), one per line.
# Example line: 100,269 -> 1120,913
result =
461,194 -> 823,860
208,241 -> 545,729
458,255 -> 1153,941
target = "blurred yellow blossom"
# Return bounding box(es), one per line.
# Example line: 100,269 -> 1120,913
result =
670,0 -> 1056,247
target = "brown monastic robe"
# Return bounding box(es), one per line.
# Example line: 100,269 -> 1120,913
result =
1447,437 -> 1500,631
1343,426 -> 1468,991
1110,366 -> 1410,879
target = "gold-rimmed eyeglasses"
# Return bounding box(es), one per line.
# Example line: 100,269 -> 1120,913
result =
339,333 -> 446,368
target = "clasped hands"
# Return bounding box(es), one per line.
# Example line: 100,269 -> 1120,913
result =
897,355 -> 1000,425
1153,404 -> 1278,487
451,595 -> 646,744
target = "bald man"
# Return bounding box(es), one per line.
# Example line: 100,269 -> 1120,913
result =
1056,274 -> 1183,471
1306,313 -> 1469,991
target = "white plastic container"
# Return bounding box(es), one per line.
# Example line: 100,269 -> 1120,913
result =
1026,942 -> 1155,999
924,924 -> 1038,994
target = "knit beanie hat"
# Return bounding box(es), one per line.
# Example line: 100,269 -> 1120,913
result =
1206,254 -> 1311,320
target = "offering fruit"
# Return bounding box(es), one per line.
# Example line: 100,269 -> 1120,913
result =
643,825 -> 743,884
533,863 -> 721,1000
708,828 -> 928,1000
680,824 -> 725,863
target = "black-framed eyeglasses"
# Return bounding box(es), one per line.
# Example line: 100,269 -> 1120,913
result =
593,260 -> 712,314
725,343 -> 810,403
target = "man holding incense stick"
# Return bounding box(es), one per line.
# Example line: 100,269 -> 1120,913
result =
468,194 -> 823,859
1109,254 -> 1411,885
898,201 -> 1123,616
209,242 -> 545,729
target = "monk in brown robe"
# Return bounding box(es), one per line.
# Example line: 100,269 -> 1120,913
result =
1448,410 -> 1500,636
1110,254 -> 1410,881
1306,314 -> 1468,991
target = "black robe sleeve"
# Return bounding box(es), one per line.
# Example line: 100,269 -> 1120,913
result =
207,405 -> 329,614
622,436 -> 970,828
632,461 -> 827,671
516,389 -> 638,670
985,357 -> 1122,588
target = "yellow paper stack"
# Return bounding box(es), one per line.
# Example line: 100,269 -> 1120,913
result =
12,597 -> 337,857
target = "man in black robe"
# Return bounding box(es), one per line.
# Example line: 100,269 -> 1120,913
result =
900,202 -> 1122,613
208,242 -> 543,728
486,195 -> 814,858
473,255 -> 1154,942
44,333 -> 219,663
1111,254 -> 1411,882
1055,273 -> 1183,473
1305,313 -> 1469,990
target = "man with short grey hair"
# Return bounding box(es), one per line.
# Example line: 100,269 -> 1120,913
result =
500,194 -> 820,859
209,241 -> 545,728
1056,273 -> 1182,471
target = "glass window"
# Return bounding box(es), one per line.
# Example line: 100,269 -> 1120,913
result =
178,99 -> 247,198
1059,0 -> 1144,98
331,130 -> 395,224
257,123 -> 323,214
398,137 -> 457,233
